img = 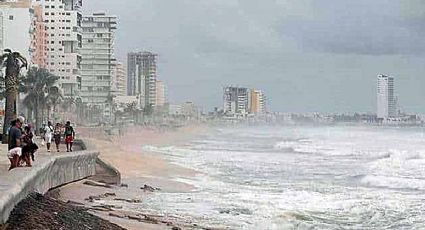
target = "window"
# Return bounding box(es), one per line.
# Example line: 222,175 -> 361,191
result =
9,15 -> 14,20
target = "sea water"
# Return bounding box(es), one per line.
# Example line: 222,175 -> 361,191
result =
140,125 -> 425,229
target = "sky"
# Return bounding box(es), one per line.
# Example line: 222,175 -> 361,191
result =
84,0 -> 425,113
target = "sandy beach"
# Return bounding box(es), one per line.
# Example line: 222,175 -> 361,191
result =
56,124 -> 207,230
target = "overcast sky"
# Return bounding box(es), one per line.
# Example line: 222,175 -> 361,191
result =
85,0 -> 425,113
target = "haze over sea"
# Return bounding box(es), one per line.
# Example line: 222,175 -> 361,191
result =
140,125 -> 425,229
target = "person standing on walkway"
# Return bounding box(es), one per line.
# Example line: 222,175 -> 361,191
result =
22,124 -> 36,165
64,121 -> 75,152
8,118 -> 23,170
44,121 -> 54,152
53,122 -> 62,152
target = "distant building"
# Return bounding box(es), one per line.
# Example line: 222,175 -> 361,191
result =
0,0 -> 32,62
127,52 -> 157,108
80,12 -> 117,106
33,0 -> 83,97
155,80 -> 166,107
377,74 -> 396,119
111,61 -> 126,96
181,101 -> 198,117
223,86 -> 249,116
31,3 -> 46,68
249,89 -> 266,115
169,104 -> 182,116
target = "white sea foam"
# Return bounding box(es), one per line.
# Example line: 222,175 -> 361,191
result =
136,126 -> 425,229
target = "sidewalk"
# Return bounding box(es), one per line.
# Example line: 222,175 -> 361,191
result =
0,138 -> 97,224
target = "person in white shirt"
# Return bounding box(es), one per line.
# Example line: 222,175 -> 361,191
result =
44,121 -> 54,152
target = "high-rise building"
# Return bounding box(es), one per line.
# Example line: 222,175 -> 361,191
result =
80,12 -> 117,105
155,80 -> 166,107
249,89 -> 266,115
33,0 -> 83,97
0,0 -> 32,61
111,61 -> 126,96
31,3 -> 46,68
127,52 -> 157,108
377,74 -> 396,119
223,86 -> 249,116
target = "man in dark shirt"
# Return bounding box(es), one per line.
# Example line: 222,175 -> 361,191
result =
8,118 -> 23,170
64,121 -> 75,152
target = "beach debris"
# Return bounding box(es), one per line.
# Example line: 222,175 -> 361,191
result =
85,195 -> 101,202
141,214 -> 159,224
218,208 -> 252,215
66,200 -> 85,206
84,192 -> 116,202
113,198 -> 142,203
83,180 -> 112,188
127,215 -> 144,221
140,184 -> 161,192
109,212 -> 126,219
171,227 -> 182,230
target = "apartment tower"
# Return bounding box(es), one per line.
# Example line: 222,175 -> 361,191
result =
223,86 -> 249,116
127,52 -> 157,108
249,89 -> 266,115
377,74 -> 396,119
33,0 -> 83,97
80,12 -> 117,105
0,0 -> 32,61
111,61 -> 126,96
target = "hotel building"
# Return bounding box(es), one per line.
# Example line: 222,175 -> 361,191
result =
80,12 -> 117,106
377,74 -> 396,119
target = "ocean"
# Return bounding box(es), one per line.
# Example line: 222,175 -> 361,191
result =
141,125 -> 425,229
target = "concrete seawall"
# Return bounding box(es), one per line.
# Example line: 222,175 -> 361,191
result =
0,147 -> 99,224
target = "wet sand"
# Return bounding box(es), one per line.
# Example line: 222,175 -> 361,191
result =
56,124 -> 207,230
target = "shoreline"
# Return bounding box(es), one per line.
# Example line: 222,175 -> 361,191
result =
56,124 -> 209,230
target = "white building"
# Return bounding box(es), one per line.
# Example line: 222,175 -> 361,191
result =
223,86 -> 249,116
155,80 -> 166,107
80,12 -> 117,106
127,52 -> 157,108
0,0 -> 32,62
377,74 -> 396,119
33,0 -> 83,97
111,61 -> 126,96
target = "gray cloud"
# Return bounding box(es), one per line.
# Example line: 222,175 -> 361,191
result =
278,0 -> 425,55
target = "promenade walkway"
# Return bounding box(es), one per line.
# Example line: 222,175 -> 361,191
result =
0,139 -> 99,224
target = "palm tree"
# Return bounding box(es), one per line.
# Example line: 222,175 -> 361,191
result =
45,86 -> 62,120
0,49 -> 27,142
21,67 -> 59,133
